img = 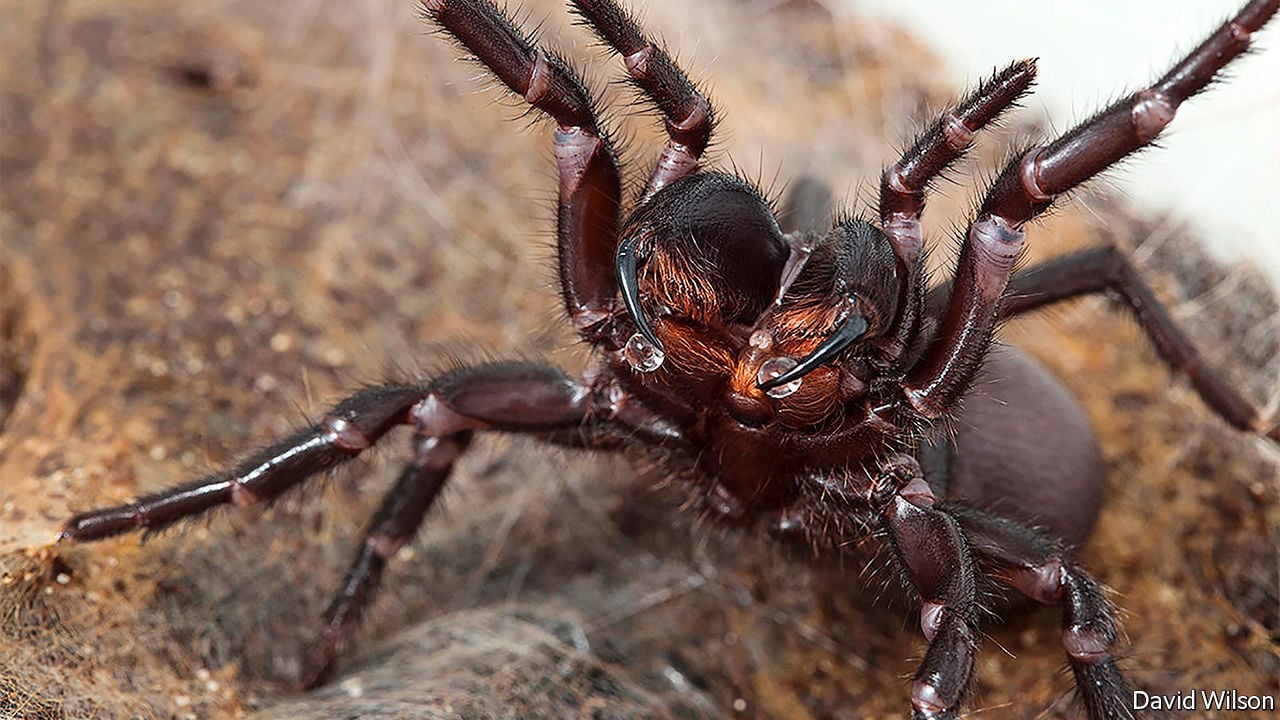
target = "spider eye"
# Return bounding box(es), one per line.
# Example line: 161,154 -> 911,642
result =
756,313 -> 869,392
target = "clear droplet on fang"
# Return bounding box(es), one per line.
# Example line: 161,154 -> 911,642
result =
757,356 -> 802,398
748,330 -> 773,350
624,333 -> 665,372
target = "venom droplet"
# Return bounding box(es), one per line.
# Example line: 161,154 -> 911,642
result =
624,333 -> 665,372
757,356 -> 802,398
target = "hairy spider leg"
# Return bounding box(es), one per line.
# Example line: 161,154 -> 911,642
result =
902,0 -> 1279,422
993,246 -> 1280,440
869,456 -> 1129,719
62,362 -> 678,687
878,60 -> 1037,371
887,3 -> 1280,715
870,456 -> 981,720
570,0 -> 714,198
425,0 -> 626,347
948,505 -> 1130,720
302,429 -> 472,688
305,363 -> 680,685
61,385 -> 430,539
752,63 -> 1038,396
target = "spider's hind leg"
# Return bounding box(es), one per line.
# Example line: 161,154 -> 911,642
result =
300,429 -> 471,688
298,362 -> 681,686
951,505 -> 1133,720
999,245 -> 1279,441
294,361 -> 640,686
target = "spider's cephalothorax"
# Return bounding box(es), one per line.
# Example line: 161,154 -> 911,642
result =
613,171 -> 923,519
60,1 -> 1280,718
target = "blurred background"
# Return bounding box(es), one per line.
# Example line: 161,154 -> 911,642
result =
850,0 -> 1280,284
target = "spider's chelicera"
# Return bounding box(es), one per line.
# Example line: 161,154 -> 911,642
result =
61,1 -> 1280,718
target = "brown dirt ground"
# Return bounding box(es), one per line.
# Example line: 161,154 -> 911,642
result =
1,1 -> 1277,719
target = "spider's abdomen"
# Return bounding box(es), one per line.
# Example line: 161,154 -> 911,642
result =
944,347 -> 1104,545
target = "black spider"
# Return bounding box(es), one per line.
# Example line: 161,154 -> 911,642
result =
60,1 -> 1280,718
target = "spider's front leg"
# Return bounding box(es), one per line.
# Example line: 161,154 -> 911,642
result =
902,0 -> 1278,419
425,0 -> 623,343
877,60 -> 1036,368
569,0 -> 715,197
61,362 -> 678,687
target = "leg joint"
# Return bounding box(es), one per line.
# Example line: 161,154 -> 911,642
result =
323,415 -> 372,453
1009,555 -> 1068,605
411,432 -> 472,472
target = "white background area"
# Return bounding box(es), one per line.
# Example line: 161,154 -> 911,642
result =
850,0 -> 1280,286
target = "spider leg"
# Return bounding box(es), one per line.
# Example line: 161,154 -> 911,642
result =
951,505 -> 1132,720
879,61 -> 1036,366
873,456 -> 980,720
301,430 -> 469,689
63,362 -> 680,686
569,0 -> 714,197
880,60 -> 1037,234
64,365 -> 607,539
61,385 -> 429,540
997,246 -> 1278,440
425,0 -> 625,345
901,0 -> 1278,420
301,365 -> 677,686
